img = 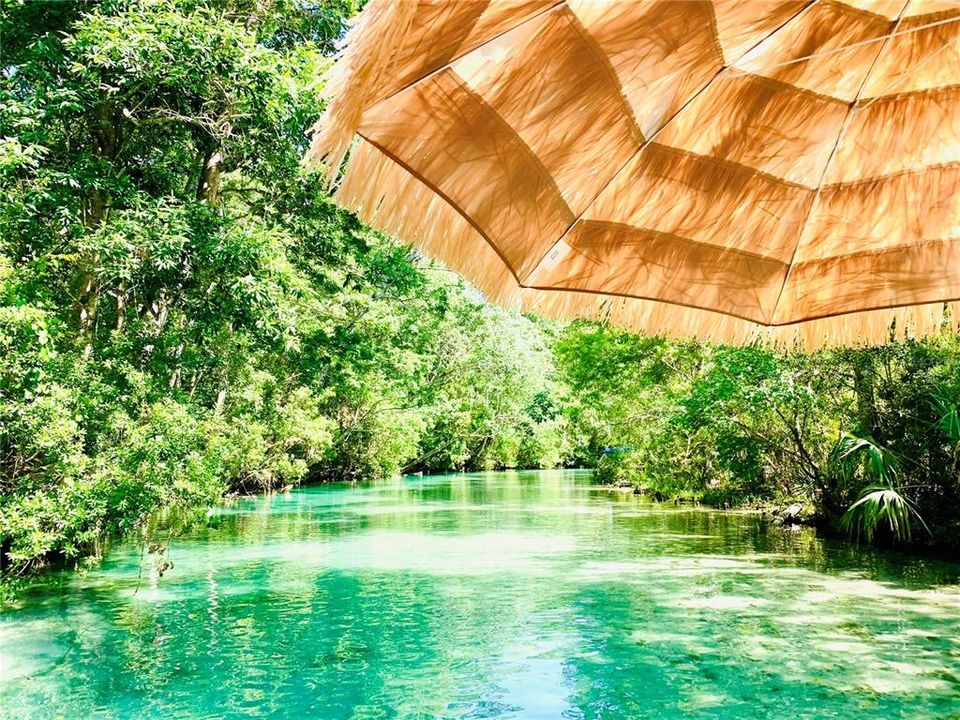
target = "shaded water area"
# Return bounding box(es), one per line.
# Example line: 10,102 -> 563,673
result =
3,470 -> 960,719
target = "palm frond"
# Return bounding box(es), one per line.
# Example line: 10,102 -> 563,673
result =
934,397 -> 960,443
830,432 -> 898,485
840,486 -> 931,543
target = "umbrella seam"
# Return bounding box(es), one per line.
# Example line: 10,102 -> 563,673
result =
525,283 -> 960,330
768,0 -> 913,325
518,0 -> 821,287
791,234 -> 960,268
568,220 -> 792,267
523,284 -> 770,325
646,143 -> 813,190
559,5 -> 646,146
727,9 -> 960,75
362,0 -> 567,119
821,159 -> 960,189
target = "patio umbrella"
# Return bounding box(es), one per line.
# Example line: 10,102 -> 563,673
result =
307,0 -> 960,348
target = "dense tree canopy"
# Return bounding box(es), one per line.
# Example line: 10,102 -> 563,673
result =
557,323 -> 960,550
0,0 -> 570,570
2,0 -> 960,574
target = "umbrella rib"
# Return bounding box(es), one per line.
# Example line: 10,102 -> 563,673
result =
767,0 -> 912,326
858,32 -> 960,111
519,0 -> 820,288
357,133 -> 527,286
727,11 -> 960,77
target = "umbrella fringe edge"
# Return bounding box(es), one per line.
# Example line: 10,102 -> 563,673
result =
304,0 -> 418,187
332,139 -> 958,351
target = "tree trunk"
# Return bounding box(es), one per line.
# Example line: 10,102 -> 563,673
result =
853,360 -> 877,436
196,143 -> 222,205
73,100 -> 118,342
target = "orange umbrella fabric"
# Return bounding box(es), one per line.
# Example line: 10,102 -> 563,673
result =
308,0 -> 960,348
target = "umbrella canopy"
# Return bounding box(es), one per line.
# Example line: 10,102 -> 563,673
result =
308,0 -> 960,348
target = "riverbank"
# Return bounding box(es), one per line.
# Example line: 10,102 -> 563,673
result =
596,480 -> 960,563
0,465 -> 583,583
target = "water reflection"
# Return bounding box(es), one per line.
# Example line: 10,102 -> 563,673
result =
2,470 -> 960,719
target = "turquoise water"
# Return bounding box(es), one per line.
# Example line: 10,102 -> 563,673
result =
3,470 -> 960,719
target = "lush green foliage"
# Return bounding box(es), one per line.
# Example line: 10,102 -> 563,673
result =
0,0 -> 571,571
556,322 -> 960,549
3,0 -> 960,573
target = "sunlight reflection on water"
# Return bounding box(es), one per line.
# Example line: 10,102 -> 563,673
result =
2,469 -> 960,719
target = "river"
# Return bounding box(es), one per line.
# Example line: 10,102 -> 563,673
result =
2,469 -> 960,719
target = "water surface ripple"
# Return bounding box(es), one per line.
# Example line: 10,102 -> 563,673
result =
3,470 -> 960,719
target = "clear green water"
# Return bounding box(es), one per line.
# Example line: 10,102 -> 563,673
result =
3,470 -> 960,719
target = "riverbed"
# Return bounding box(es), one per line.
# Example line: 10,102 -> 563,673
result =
2,470 -> 960,719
